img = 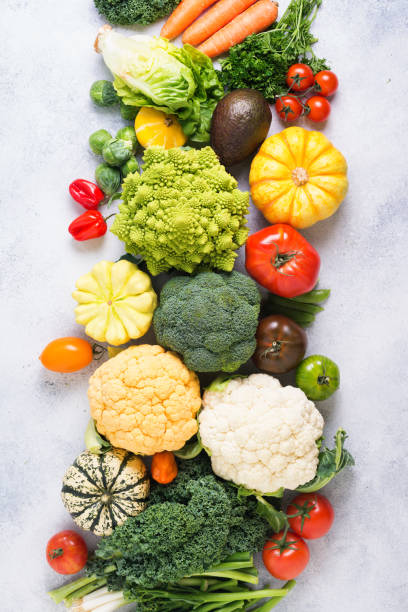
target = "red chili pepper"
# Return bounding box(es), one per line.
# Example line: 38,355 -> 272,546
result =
68,210 -> 114,241
69,179 -> 105,210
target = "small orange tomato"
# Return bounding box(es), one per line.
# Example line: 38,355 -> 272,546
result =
40,337 -> 93,373
151,451 -> 178,484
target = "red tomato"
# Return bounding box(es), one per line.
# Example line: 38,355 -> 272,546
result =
314,70 -> 339,97
245,224 -> 320,298
263,531 -> 310,580
288,493 -> 335,539
286,64 -> 315,92
275,95 -> 303,122
40,337 -> 94,373
305,96 -> 331,122
46,530 -> 88,575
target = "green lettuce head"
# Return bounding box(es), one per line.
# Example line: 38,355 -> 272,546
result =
95,26 -> 223,143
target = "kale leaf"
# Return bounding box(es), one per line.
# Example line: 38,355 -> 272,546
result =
93,0 -> 181,26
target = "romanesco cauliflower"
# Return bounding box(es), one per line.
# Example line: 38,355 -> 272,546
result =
111,147 -> 249,275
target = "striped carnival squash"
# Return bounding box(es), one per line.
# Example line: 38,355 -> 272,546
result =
61,448 -> 149,536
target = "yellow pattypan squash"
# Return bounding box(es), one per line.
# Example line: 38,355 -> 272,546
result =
250,127 -> 348,229
135,107 -> 187,149
72,260 -> 157,346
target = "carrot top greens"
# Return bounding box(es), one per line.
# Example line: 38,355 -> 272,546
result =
219,0 -> 329,101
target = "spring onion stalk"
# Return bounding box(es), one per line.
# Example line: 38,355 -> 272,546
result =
49,555 -> 294,611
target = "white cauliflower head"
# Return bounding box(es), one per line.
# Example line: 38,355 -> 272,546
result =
199,373 -> 324,493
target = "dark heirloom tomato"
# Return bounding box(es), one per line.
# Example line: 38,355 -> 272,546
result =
245,224 -> 320,298
253,315 -> 307,374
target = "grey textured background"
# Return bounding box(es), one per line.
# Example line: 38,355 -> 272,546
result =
1,0 -> 407,610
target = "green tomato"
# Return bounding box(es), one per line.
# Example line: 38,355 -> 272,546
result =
116,126 -> 139,154
102,138 -> 132,167
296,355 -> 340,401
95,163 -> 121,196
120,101 -> 139,121
121,156 -> 139,178
89,80 -> 119,107
89,129 -> 112,155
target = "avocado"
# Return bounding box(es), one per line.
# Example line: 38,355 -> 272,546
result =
211,89 -> 272,167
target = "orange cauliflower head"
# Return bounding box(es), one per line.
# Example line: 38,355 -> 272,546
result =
88,345 -> 201,455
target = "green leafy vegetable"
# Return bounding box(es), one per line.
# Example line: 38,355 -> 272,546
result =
97,29 -> 223,142
94,0 -> 181,26
296,429 -> 355,492
89,129 -> 112,156
111,147 -> 249,275
220,0 -> 330,102
71,454 -> 268,595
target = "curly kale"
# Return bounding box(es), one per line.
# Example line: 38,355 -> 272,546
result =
87,454 -> 267,592
220,0 -> 330,102
111,147 -> 249,275
93,0 -> 181,26
153,271 -> 261,372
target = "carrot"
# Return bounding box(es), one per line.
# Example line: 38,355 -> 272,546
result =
197,0 -> 278,58
161,0 -> 219,41
182,0 -> 259,47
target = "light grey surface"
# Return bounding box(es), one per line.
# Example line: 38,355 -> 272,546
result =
1,0 -> 407,610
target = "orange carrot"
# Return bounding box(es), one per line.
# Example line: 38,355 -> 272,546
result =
161,0 -> 219,41
182,0 -> 258,46
197,0 -> 278,58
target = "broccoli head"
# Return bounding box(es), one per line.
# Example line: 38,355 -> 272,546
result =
153,271 -> 261,372
111,147 -> 249,275
93,0 -> 181,26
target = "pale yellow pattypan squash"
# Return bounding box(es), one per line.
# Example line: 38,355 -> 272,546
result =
72,260 -> 157,346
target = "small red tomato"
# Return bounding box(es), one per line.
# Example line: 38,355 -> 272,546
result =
275,95 -> 303,122
288,493 -> 335,539
40,337 -> 94,373
314,70 -> 339,97
305,96 -> 331,122
263,531 -> 310,580
46,530 -> 88,575
286,63 -> 315,92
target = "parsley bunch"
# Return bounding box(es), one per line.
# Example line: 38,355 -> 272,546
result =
220,0 -> 330,102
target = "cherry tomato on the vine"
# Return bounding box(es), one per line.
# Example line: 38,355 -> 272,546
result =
305,96 -> 331,122
40,337 -> 94,373
288,493 -> 335,539
275,95 -> 303,122
262,531 -> 310,580
46,530 -> 88,575
286,63 -> 315,92
314,70 -> 339,97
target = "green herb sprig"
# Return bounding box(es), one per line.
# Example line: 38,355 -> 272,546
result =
220,0 -> 330,102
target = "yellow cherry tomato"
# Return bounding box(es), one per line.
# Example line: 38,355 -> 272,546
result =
135,108 -> 187,149
40,337 -> 93,373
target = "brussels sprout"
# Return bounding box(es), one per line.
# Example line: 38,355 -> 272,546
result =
89,129 -> 112,155
102,138 -> 132,167
116,126 -> 139,154
95,163 -> 121,196
90,80 -> 119,107
120,101 -> 139,121
121,156 -> 139,178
